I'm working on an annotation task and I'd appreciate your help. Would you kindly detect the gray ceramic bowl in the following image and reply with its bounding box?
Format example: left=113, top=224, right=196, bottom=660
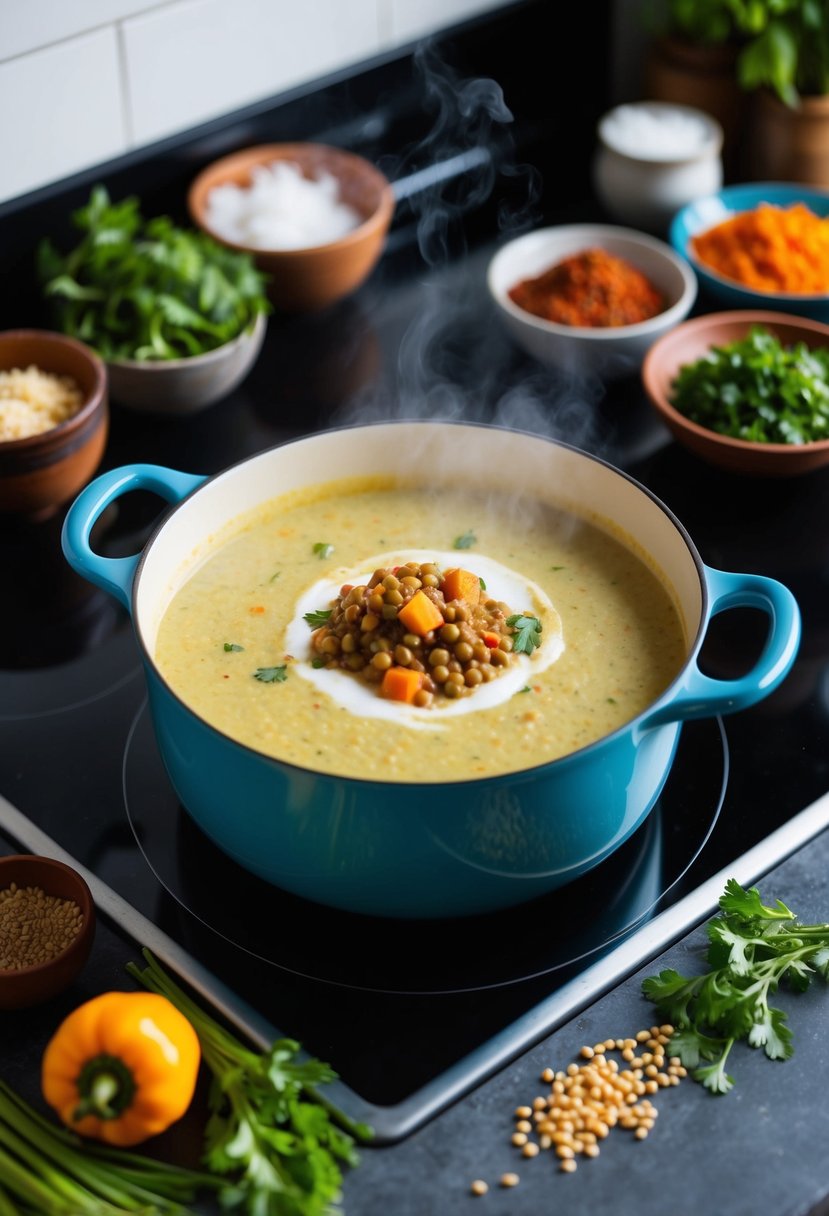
left=487, top=223, right=697, bottom=381
left=107, top=311, right=266, bottom=415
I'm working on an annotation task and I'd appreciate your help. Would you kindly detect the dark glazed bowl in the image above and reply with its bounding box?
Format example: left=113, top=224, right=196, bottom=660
left=0, top=329, right=108, bottom=519
left=642, top=310, right=829, bottom=476
left=0, top=855, right=96, bottom=1010
left=187, top=142, right=395, bottom=312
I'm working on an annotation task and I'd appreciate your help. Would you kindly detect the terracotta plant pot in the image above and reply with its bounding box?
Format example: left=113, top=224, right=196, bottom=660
left=645, top=36, right=747, bottom=178
left=747, top=90, right=829, bottom=187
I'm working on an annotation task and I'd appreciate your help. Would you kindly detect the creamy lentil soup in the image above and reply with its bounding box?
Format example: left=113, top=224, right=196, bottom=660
left=154, top=478, right=687, bottom=781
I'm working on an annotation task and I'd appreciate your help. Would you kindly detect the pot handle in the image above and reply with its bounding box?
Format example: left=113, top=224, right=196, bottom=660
left=640, top=565, right=801, bottom=730
left=62, top=464, right=207, bottom=612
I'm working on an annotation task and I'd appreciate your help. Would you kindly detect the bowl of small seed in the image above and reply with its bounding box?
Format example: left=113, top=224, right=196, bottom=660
left=0, top=855, right=95, bottom=1010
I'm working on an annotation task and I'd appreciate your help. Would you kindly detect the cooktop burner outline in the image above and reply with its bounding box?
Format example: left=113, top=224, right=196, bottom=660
left=122, top=699, right=728, bottom=995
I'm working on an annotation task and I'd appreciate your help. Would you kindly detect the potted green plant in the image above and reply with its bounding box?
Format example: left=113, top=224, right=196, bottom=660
left=734, top=0, right=829, bottom=184
left=643, top=0, right=750, bottom=175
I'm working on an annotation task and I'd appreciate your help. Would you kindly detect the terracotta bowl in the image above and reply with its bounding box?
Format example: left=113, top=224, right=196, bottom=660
left=0, top=330, right=108, bottom=519
left=641, top=310, right=829, bottom=476
left=0, top=855, right=96, bottom=1010
left=187, top=142, right=395, bottom=313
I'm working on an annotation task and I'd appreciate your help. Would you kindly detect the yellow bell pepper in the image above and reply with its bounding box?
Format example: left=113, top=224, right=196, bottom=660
left=41, top=990, right=201, bottom=1146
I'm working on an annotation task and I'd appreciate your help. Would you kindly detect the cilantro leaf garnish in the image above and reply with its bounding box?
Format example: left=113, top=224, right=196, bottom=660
left=303, top=609, right=333, bottom=628
left=643, top=879, right=829, bottom=1094
left=313, top=542, right=334, bottom=559
left=223, top=642, right=244, bottom=652
left=311, top=657, right=328, bottom=669
left=479, top=577, right=487, bottom=591
left=453, top=530, right=476, bottom=550
left=506, top=613, right=543, bottom=654
left=254, top=666, right=288, bottom=683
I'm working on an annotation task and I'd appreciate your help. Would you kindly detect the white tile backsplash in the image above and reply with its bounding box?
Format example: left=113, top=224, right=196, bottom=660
left=0, top=28, right=127, bottom=203
left=0, top=0, right=161, bottom=61
left=0, top=0, right=525, bottom=207
left=122, top=0, right=380, bottom=147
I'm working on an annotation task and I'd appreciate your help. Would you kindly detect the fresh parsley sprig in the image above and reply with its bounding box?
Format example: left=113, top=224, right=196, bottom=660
left=506, top=613, right=543, bottom=655
left=643, top=878, right=829, bottom=1094
left=127, top=951, right=371, bottom=1216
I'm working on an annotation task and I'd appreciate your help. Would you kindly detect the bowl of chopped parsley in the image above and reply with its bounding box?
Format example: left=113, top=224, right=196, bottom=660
left=38, top=186, right=270, bottom=415
left=641, top=310, right=829, bottom=476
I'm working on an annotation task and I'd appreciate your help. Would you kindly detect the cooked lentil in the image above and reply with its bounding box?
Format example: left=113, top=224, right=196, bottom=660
left=0, top=883, right=83, bottom=969
left=310, top=561, right=523, bottom=704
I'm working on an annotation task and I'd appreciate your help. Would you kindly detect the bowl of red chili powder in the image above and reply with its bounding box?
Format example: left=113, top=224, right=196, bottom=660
left=487, top=223, right=697, bottom=380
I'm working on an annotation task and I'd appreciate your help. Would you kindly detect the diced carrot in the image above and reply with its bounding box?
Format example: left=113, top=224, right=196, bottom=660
left=249, top=605, right=266, bottom=615
left=381, top=666, right=424, bottom=703
left=397, top=589, right=444, bottom=637
left=482, top=630, right=501, bottom=649
left=441, top=568, right=481, bottom=605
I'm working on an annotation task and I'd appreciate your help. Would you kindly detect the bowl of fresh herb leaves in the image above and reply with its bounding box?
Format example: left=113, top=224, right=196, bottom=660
left=38, top=186, right=270, bottom=415
left=642, top=310, right=829, bottom=476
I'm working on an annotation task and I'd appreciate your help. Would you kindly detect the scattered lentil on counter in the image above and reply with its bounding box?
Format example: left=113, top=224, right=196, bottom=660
left=470, top=1025, right=684, bottom=1194
left=0, top=883, right=84, bottom=969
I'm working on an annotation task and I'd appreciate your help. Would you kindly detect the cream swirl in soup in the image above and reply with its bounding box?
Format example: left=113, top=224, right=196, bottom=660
left=154, top=479, right=687, bottom=782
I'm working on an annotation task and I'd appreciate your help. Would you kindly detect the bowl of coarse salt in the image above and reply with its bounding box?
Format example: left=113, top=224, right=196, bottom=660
left=0, top=855, right=95, bottom=1010
left=188, top=143, right=395, bottom=312
left=592, top=101, right=724, bottom=236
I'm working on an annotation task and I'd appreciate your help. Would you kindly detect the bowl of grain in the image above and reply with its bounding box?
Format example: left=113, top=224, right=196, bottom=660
left=0, top=329, right=108, bottom=519
left=0, top=854, right=95, bottom=1010
left=187, top=143, right=395, bottom=312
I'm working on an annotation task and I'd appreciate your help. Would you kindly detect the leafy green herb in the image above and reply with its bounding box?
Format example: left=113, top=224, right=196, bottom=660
left=254, top=666, right=288, bottom=683
left=453, top=530, right=476, bottom=550
left=670, top=325, right=829, bottom=445
left=479, top=577, right=487, bottom=591
left=0, top=1077, right=216, bottom=1213
left=312, top=542, right=334, bottom=560
left=311, top=657, right=328, bottom=669
left=506, top=613, right=543, bottom=655
left=38, top=185, right=269, bottom=361
left=516, top=685, right=532, bottom=694
left=224, top=642, right=244, bottom=653
left=643, top=878, right=829, bottom=1094
left=269, top=572, right=281, bottom=583
left=128, top=950, right=371, bottom=1216
left=303, top=609, right=333, bottom=628
left=550, top=565, right=565, bottom=571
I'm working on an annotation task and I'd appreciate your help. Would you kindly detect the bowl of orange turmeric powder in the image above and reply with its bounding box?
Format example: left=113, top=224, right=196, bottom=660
left=670, top=183, right=829, bottom=320
left=487, top=223, right=697, bottom=380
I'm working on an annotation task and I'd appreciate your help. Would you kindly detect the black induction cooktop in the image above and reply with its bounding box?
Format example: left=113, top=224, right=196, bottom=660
left=1, top=0, right=828, bottom=1146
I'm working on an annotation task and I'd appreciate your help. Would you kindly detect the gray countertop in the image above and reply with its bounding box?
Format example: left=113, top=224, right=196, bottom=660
left=342, top=821, right=829, bottom=1216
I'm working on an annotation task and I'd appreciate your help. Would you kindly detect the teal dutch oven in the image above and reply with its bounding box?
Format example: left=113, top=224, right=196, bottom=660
left=61, top=422, right=801, bottom=919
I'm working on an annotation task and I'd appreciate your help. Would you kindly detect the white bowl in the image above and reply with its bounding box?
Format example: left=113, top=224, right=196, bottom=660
left=106, top=311, right=267, bottom=415
left=487, top=224, right=698, bottom=380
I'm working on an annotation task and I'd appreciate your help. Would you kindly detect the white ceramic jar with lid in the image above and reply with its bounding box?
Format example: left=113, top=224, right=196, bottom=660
left=592, top=101, right=723, bottom=235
